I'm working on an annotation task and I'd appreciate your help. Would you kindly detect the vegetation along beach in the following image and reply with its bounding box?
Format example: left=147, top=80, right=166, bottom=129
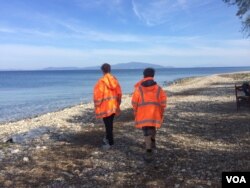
left=0, top=72, right=249, bottom=187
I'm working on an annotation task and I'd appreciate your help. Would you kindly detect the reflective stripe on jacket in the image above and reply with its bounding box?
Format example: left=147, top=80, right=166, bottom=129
left=132, top=78, right=167, bottom=128
left=93, top=73, right=122, bottom=119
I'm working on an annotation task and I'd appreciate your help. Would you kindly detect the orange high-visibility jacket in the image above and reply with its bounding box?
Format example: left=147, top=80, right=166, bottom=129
left=93, top=73, right=122, bottom=119
left=132, top=77, right=167, bottom=128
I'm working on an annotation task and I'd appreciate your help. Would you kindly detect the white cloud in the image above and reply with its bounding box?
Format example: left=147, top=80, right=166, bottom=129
left=131, top=0, right=214, bottom=26
left=0, top=24, right=142, bottom=42
left=0, top=26, right=58, bottom=37
left=132, top=0, right=189, bottom=26
left=132, top=0, right=173, bottom=26
left=0, top=27, right=16, bottom=33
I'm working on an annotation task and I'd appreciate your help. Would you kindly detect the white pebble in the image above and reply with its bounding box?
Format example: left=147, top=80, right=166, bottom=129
left=11, top=149, right=20, bottom=154
left=42, top=146, right=47, bottom=150
left=23, top=157, right=29, bottom=162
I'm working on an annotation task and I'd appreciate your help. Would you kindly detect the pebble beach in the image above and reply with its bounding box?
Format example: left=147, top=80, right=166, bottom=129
left=0, top=72, right=250, bottom=187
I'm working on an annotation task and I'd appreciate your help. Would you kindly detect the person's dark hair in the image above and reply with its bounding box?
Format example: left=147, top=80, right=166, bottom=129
left=143, top=67, right=155, bottom=78
left=101, top=63, right=111, bottom=73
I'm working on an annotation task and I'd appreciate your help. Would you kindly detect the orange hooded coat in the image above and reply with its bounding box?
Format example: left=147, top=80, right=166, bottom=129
left=93, top=73, right=122, bottom=119
left=132, top=77, right=167, bottom=128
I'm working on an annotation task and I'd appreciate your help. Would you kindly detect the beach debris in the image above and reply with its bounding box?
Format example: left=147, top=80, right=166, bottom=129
left=0, top=137, right=14, bottom=143
left=8, top=127, right=52, bottom=144
left=6, top=138, right=14, bottom=143
left=61, top=172, right=74, bottom=178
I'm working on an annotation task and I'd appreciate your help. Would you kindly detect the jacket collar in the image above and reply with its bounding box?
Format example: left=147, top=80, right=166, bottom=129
left=134, top=77, right=154, bottom=88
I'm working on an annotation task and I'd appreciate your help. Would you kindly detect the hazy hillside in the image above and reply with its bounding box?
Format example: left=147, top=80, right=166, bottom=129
left=43, top=67, right=80, bottom=70
left=43, top=62, right=169, bottom=70
left=83, top=62, right=166, bottom=70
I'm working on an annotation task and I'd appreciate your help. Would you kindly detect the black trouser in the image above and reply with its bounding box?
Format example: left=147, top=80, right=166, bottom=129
left=103, top=114, right=115, bottom=145
left=142, top=126, right=156, bottom=136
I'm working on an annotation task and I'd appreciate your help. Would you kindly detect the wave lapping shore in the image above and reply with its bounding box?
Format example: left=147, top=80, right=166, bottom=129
left=0, top=72, right=250, bottom=187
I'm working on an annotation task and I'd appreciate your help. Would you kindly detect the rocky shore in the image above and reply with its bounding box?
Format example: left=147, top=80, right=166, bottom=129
left=0, top=72, right=250, bottom=188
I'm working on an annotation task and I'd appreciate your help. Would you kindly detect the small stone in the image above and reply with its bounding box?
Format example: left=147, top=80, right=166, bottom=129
left=55, top=177, right=65, bottom=181
left=92, top=151, right=99, bottom=156
left=175, top=184, right=180, bottom=188
left=74, top=170, right=80, bottom=175
left=42, top=146, right=47, bottom=150
left=207, top=181, right=212, bottom=186
left=4, top=180, right=13, bottom=187
left=11, top=149, right=20, bottom=154
left=83, top=159, right=93, bottom=168
left=36, top=146, right=41, bottom=150
left=61, top=172, right=74, bottom=178
left=23, top=157, right=29, bottom=162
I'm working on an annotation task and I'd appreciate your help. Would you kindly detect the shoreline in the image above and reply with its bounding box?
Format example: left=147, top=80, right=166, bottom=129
left=0, top=92, right=132, bottom=125
left=0, top=78, right=186, bottom=124
left=0, top=71, right=250, bottom=127
left=2, top=70, right=249, bottom=125
left=1, top=70, right=250, bottom=125
left=0, top=92, right=130, bottom=125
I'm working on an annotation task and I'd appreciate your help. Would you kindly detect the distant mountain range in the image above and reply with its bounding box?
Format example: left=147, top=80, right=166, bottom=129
left=43, top=62, right=171, bottom=70
left=43, top=67, right=81, bottom=70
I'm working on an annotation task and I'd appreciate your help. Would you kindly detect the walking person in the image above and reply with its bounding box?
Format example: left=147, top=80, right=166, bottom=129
left=93, top=63, right=122, bottom=149
left=132, top=68, right=167, bottom=162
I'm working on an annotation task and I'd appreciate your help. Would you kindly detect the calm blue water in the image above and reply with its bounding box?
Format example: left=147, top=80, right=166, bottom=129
left=1, top=67, right=250, bottom=123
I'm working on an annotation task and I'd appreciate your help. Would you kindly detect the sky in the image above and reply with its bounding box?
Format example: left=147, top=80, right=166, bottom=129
left=0, top=0, right=249, bottom=69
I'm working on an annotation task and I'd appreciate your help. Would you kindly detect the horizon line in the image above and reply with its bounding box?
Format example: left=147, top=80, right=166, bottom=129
left=1, top=65, right=250, bottom=71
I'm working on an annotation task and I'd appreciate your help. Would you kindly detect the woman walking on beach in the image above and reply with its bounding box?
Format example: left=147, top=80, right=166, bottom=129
left=93, top=63, right=122, bottom=149
left=132, top=68, right=167, bottom=162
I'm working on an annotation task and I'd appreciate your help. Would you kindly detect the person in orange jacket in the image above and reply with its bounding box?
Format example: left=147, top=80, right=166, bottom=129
left=93, top=63, right=122, bottom=149
left=132, top=68, right=167, bottom=162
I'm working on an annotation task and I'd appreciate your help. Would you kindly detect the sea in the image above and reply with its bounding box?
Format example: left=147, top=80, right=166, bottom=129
left=0, top=67, right=250, bottom=123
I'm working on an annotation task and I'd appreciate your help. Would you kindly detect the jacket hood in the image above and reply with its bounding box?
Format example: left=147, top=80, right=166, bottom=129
left=134, top=77, right=157, bottom=91
left=134, top=77, right=156, bottom=87
left=101, top=73, right=119, bottom=90
left=141, top=78, right=157, bottom=91
left=141, top=79, right=157, bottom=87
